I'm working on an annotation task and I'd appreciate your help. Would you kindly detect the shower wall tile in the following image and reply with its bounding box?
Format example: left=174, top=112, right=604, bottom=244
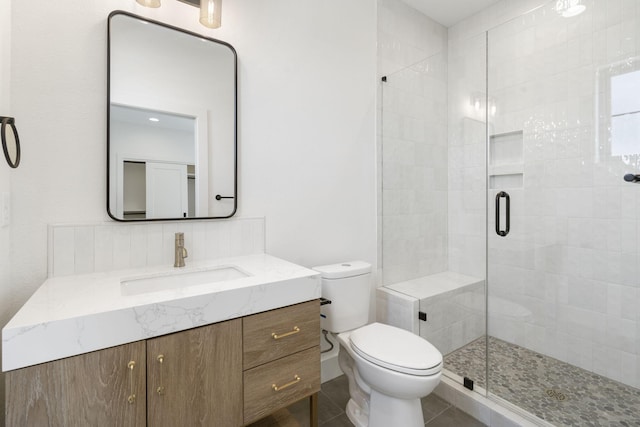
left=377, top=0, right=447, bottom=78
left=375, top=286, right=419, bottom=334
left=448, top=0, right=640, bottom=390
left=418, top=281, right=485, bottom=356
left=621, top=350, right=638, bottom=387
left=378, top=0, right=449, bottom=285
left=447, top=30, right=488, bottom=280
left=48, top=218, right=266, bottom=278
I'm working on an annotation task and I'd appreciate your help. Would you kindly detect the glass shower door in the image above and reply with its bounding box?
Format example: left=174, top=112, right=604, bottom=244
left=486, top=0, right=640, bottom=424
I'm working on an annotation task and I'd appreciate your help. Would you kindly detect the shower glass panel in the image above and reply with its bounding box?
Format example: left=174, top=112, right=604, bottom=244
left=380, top=53, right=449, bottom=287
left=484, top=0, right=640, bottom=423
left=380, top=47, right=488, bottom=396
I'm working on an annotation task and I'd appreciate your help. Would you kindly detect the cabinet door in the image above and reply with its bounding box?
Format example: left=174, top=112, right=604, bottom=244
left=147, top=318, right=243, bottom=427
left=5, top=341, right=146, bottom=427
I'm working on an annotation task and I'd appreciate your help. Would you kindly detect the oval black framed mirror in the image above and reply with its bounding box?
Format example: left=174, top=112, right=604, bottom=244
left=1, top=116, right=21, bottom=169
left=107, top=11, right=237, bottom=221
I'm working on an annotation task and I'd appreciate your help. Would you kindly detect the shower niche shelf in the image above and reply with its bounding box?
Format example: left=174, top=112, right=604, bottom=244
left=489, top=130, right=523, bottom=189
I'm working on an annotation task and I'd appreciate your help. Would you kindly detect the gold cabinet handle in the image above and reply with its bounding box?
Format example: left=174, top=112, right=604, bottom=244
left=156, top=354, right=165, bottom=395
left=272, top=375, right=301, bottom=392
left=127, top=360, right=136, bottom=404
left=272, top=326, right=300, bottom=340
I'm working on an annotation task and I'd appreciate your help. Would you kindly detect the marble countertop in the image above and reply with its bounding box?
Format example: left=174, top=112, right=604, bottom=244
left=2, top=254, right=321, bottom=372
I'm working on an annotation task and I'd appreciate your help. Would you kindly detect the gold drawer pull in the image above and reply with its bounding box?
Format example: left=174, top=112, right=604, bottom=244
left=156, top=354, right=165, bottom=395
left=127, top=360, right=136, bottom=404
left=272, top=326, right=300, bottom=340
left=272, top=375, right=301, bottom=392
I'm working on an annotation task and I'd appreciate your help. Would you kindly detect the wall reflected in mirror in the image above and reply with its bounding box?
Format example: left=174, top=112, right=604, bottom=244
left=108, top=11, right=237, bottom=221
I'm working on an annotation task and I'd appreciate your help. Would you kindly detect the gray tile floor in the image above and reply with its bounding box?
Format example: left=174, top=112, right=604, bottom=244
left=250, top=374, right=485, bottom=427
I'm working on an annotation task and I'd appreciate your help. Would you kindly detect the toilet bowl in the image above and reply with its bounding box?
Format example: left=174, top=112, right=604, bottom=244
left=314, top=261, right=443, bottom=427
left=337, top=323, right=442, bottom=427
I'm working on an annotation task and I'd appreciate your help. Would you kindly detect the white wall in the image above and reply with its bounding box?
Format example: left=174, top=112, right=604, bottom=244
left=0, top=0, right=11, bottom=420
left=111, top=121, right=195, bottom=165
left=235, top=1, right=377, bottom=267
left=0, top=0, right=377, bottom=416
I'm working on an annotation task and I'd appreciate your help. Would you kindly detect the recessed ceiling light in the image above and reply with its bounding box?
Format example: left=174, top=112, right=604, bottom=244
left=149, top=117, right=160, bottom=122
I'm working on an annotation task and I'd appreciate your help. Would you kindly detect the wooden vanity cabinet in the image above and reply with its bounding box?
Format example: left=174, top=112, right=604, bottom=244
left=5, top=300, right=320, bottom=427
left=5, top=341, right=147, bottom=426
left=147, top=318, right=243, bottom=427
left=5, top=321, right=242, bottom=427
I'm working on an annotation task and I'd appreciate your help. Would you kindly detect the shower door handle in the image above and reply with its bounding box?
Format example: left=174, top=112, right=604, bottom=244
left=495, top=191, right=510, bottom=237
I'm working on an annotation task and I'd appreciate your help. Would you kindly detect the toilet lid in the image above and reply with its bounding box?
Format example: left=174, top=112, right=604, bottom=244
left=349, top=323, right=442, bottom=376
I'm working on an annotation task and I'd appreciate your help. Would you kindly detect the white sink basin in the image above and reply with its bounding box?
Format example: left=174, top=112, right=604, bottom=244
left=121, top=266, right=249, bottom=296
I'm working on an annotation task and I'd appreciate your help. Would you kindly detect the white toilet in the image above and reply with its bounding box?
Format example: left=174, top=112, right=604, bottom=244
left=313, top=261, right=442, bottom=427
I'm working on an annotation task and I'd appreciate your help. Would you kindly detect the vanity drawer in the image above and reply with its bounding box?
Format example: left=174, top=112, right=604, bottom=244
left=243, top=299, right=320, bottom=369
left=243, top=346, right=320, bottom=424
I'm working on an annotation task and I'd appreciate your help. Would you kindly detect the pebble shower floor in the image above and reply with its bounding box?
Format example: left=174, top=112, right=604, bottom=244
left=444, top=337, right=640, bottom=426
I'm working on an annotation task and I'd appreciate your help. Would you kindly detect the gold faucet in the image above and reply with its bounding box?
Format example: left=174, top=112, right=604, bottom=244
left=174, top=232, right=188, bottom=268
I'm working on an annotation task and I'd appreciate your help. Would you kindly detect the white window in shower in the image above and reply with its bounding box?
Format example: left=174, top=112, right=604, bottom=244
left=610, top=69, right=640, bottom=156
left=596, top=57, right=640, bottom=161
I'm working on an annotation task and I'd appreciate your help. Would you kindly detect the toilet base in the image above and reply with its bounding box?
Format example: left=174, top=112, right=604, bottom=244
left=368, top=389, right=424, bottom=427
left=345, top=398, right=369, bottom=427
left=346, top=389, right=425, bottom=427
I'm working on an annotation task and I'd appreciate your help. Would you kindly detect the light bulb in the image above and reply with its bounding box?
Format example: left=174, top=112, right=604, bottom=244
left=136, top=0, right=161, bottom=8
left=200, top=0, right=222, bottom=29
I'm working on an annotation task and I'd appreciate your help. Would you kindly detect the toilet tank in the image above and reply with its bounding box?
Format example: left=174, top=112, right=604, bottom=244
left=313, top=261, right=372, bottom=333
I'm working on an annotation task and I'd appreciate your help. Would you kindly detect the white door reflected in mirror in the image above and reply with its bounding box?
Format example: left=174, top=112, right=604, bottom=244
left=146, top=162, right=189, bottom=219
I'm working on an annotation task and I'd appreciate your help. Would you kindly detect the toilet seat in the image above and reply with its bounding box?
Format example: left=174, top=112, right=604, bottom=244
left=349, top=323, right=442, bottom=376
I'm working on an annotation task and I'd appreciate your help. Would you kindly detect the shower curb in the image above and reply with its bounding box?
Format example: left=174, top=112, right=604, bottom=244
left=435, top=374, right=554, bottom=427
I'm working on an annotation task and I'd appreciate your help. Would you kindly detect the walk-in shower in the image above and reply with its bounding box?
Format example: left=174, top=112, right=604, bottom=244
left=380, top=0, right=640, bottom=425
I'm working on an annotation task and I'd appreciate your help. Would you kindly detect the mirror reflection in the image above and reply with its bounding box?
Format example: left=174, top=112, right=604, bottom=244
left=108, top=11, right=237, bottom=221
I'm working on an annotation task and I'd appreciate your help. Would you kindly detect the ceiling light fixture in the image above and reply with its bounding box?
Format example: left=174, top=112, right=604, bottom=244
left=555, top=0, right=586, bottom=18
left=136, top=0, right=161, bottom=7
left=136, top=0, right=222, bottom=29
left=200, top=0, right=222, bottom=29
